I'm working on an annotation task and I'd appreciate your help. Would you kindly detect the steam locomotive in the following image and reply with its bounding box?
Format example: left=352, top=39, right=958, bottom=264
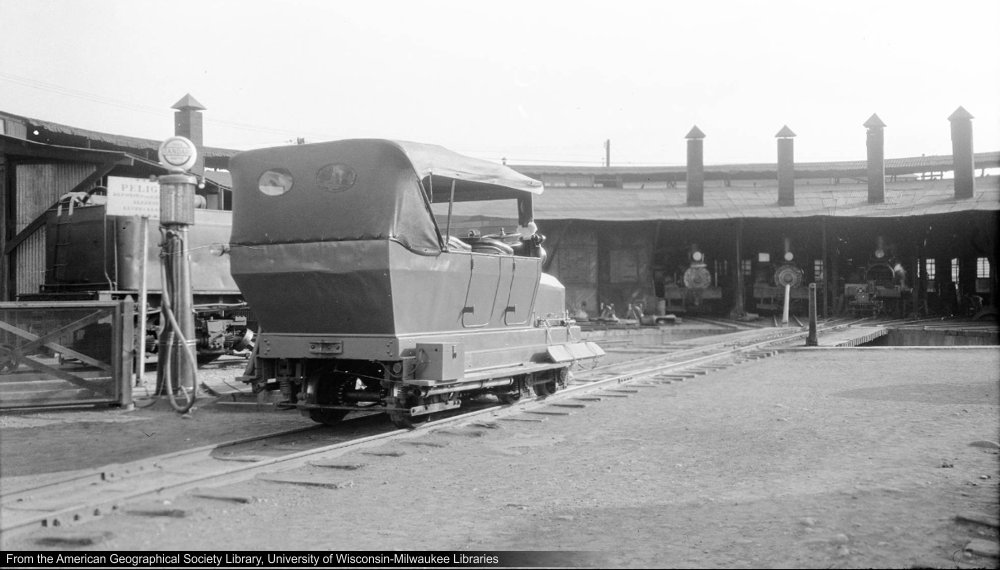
left=752, top=238, right=809, bottom=314
left=659, top=244, right=723, bottom=313
left=845, top=237, right=910, bottom=317
left=20, top=196, right=253, bottom=364
left=229, top=139, right=603, bottom=428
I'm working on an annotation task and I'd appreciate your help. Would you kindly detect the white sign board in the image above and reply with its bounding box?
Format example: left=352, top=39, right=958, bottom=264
left=106, top=176, right=160, bottom=218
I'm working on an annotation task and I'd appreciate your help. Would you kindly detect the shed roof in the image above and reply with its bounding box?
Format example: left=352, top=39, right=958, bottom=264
left=1, top=110, right=238, bottom=169
left=513, top=152, right=1000, bottom=181
left=182, top=156, right=1000, bottom=222
left=524, top=176, right=1000, bottom=221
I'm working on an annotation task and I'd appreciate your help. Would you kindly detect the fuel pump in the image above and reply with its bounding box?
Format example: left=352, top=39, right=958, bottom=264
left=154, top=136, right=199, bottom=412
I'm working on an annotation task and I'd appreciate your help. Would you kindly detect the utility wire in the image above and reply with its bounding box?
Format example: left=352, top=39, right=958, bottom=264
left=0, top=71, right=334, bottom=140
left=1, top=71, right=671, bottom=166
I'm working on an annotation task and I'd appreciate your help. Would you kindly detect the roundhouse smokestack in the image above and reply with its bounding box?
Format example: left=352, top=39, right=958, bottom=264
left=865, top=113, right=886, bottom=204
left=172, top=93, right=206, bottom=176
left=776, top=125, right=796, bottom=206
left=949, top=106, right=975, bottom=200
left=686, top=126, right=705, bottom=206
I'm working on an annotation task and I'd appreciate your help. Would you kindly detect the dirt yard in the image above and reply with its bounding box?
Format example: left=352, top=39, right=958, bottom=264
left=2, top=347, right=998, bottom=568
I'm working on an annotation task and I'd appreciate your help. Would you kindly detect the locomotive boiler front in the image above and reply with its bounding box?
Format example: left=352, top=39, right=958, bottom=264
left=752, top=240, right=809, bottom=314
left=661, top=245, right=722, bottom=313
left=773, top=253, right=804, bottom=289
left=683, top=249, right=712, bottom=289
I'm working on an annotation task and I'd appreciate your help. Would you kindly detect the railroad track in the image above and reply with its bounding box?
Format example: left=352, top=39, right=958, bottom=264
left=0, top=318, right=865, bottom=539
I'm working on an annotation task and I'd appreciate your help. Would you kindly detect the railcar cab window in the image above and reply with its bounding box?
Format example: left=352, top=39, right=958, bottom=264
left=257, top=168, right=293, bottom=196
left=429, top=199, right=540, bottom=257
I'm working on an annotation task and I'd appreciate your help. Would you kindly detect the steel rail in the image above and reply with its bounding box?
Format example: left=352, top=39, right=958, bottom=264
left=0, top=320, right=860, bottom=539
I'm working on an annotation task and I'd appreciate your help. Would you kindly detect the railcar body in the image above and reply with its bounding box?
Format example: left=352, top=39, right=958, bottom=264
left=229, top=139, right=602, bottom=428
left=22, top=204, right=252, bottom=363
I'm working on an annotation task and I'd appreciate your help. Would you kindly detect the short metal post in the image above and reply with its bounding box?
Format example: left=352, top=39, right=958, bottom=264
left=806, top=283, right=818, bottom=346
left=782, top=283, right=791, bottom=326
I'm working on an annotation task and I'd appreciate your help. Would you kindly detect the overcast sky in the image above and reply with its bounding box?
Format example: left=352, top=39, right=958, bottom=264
left=2, top=0, right=998, bottom=166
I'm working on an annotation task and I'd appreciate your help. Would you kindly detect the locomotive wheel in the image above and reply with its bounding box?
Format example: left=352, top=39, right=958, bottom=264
left=309, top=408, right=349, bottom=426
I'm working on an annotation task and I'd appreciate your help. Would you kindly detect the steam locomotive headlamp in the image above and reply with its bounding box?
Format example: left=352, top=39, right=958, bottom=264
left=691, top=251, right=704, bottom=262
left=875, top=249, right=886, bottom=259
left=784, top=251, right=794, bottom=262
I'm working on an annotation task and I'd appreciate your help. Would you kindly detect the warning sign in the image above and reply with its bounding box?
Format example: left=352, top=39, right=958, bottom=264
left=106, top=176, right=160, bottom=218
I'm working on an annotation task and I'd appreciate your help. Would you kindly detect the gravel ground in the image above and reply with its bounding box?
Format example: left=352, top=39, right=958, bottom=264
left=2, top=347, right=998, bottom=568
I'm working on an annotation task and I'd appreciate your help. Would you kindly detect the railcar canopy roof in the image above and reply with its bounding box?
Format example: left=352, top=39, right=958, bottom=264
left=391, top=140, right=544, bottom=201
left=229, top=139, right=542, bottom=255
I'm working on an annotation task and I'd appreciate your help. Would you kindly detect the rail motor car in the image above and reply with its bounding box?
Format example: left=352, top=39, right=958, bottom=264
left=21, top=199, right=253, bottom=363
left=229, top=139, right=603, bottom=428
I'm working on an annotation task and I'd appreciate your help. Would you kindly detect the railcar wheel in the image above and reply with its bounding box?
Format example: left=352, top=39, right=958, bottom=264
left=532, top=368, right=569, bottom=398
left=532, top=380, right=559, bottom=397
left=309, top=408, right=349, bottom=426
left=388, top=409, right=430, bottom=430
left=196, top=353, right=222, bottom=366
left=497, top=389, right=523, bottom=404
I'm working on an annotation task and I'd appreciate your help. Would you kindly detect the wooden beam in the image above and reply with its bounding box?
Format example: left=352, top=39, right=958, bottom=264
left=0, top=135, right=134, bottom=165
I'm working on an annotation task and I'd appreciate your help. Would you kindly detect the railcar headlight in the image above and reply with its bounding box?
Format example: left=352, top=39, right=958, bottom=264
left=784, top=251, right=794, bottom=262
left=258, top=168, right=293, bottom=196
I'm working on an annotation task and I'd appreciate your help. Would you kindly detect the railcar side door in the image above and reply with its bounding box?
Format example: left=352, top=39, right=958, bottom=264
left=504, top=256, right=540, bottom=325
left=461, top=253, right=502, bottom=327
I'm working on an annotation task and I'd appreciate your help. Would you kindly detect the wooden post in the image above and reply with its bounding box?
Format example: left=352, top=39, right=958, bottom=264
left=821, top=218, right=829, bottom=317
left=730, top=219, right=746, bottom=318
left=806, top=283, right=818, bottom=346
left=136, top=216, right=149, bottom=386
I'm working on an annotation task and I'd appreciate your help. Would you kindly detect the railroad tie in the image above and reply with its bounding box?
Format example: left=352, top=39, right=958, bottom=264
left=499, top=417, right=546, bottom=422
